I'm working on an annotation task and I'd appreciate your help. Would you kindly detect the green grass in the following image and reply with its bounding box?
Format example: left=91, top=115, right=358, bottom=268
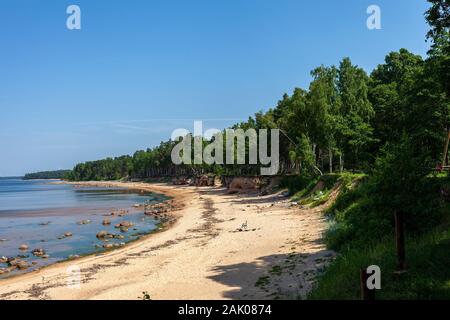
left=309, top=228, right=450, bottom=300
left=255, top=276, right=271, bottom=288
left=269, top=265, right=283, bottom=276
left=286, top=172, right=365, bottom=208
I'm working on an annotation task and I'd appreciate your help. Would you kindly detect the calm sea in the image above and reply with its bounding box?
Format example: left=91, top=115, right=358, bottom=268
left=0, top=178, right=166, bottom=277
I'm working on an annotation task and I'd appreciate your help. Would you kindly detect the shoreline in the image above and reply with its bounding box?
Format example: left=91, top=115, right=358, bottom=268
left=0, top=181, right=183, bottom=281
left=0, top=181, right=335, bottom=300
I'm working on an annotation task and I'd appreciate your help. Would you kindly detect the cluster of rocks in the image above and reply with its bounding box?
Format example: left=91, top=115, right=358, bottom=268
left=191, top=175, right=216, bottom=186
left=95, top=230, right=127, bottom=250
left=222, top=176, right=282, bottom=194
left=0, top=256, right=34, bottom=274
left=105, top=209, right=129, bottom=217
left=144, top=201, right=173, bottom=219
left=98, top=242, right=126, bottom=249
left=114, top=221, right=134, bottom=233
left=172, top=175, right=218, bottom=187
left=32, top=248, right=49, bottom=259
left=0, top=246, right=48, bottom=274
left=172, top=176, right=191, bottom=185
left=96, top=230, right=126, bottom=240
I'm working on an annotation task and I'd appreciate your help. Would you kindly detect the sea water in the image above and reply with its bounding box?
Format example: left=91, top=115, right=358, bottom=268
left=0, top=178, right=167, bottom=277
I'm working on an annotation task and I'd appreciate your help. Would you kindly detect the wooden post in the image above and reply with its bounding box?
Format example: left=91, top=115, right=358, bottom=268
left=442, top=128, right=450, bottom=167
left=360, top=268, right=375, bottom=300
left=395, top=211, right=406, bottom=272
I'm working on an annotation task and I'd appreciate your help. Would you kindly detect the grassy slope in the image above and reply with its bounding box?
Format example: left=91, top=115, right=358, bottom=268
left=309, top=228, right=450, bottom=299
left=283, top=173, right=450, bottom=299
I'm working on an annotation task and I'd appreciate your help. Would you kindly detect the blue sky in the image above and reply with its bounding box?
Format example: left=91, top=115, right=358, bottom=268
left=0, top=0, right=431, bottom=176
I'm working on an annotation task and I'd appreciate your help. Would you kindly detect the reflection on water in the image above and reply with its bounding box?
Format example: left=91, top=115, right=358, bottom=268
left=0, top=178, right=167, bottom=278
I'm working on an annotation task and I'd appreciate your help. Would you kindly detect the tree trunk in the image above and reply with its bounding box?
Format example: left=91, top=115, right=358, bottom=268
left=339, top=153, right=344, bottom=173
left=329, top=147, right=333, bottom=174
left=442, top=128, right=450, bottom=167
left=395, top=211, right=406, bottom=272
left=312, top=143, right=317, bottom=164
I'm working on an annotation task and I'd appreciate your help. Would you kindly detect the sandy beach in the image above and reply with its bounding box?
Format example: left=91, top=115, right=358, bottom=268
left=0, top=182, right=335, bottom=300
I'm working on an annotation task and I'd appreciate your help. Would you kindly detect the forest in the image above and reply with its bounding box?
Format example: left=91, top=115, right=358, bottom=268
left=61, top=0, right=450, bottom=299
left=23, top=170, right=72, bottom=180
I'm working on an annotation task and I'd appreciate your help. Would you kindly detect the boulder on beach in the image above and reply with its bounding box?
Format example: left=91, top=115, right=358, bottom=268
left=19, top=244, right=29, bottom=251
left=103, top=243, right=114, bottom=249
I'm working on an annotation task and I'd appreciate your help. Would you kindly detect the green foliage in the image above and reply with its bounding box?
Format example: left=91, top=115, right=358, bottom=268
left=23, top=170, right=72, bottom=180
left=325, top=173, right=448, bottom=251
left=280, top=174, right=317, bottom=195
left=310, top=227, right=450, bottom=300
left=425, top=0, right=450, bottom=43
left=310, top=3, right=450, bottom=300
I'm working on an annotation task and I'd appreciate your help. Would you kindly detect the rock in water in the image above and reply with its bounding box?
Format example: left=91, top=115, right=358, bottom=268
left=32, top=248, right=46, bottom=257
left=19, top=244, right=29, bottom=251
left=64, top=232, right=73, bottom=237
left=102, top=219, right=111, bottom=226
left=7, top=258, right=20, bottom=267
left=96, top=231, right=108, bottom=239
left=16, top=261, right=30, bottom=270
left=122, top=221, right=132, bottom=227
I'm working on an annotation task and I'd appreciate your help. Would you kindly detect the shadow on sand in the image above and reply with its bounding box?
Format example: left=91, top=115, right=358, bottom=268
left=207, top=250, right=333, bottom=300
